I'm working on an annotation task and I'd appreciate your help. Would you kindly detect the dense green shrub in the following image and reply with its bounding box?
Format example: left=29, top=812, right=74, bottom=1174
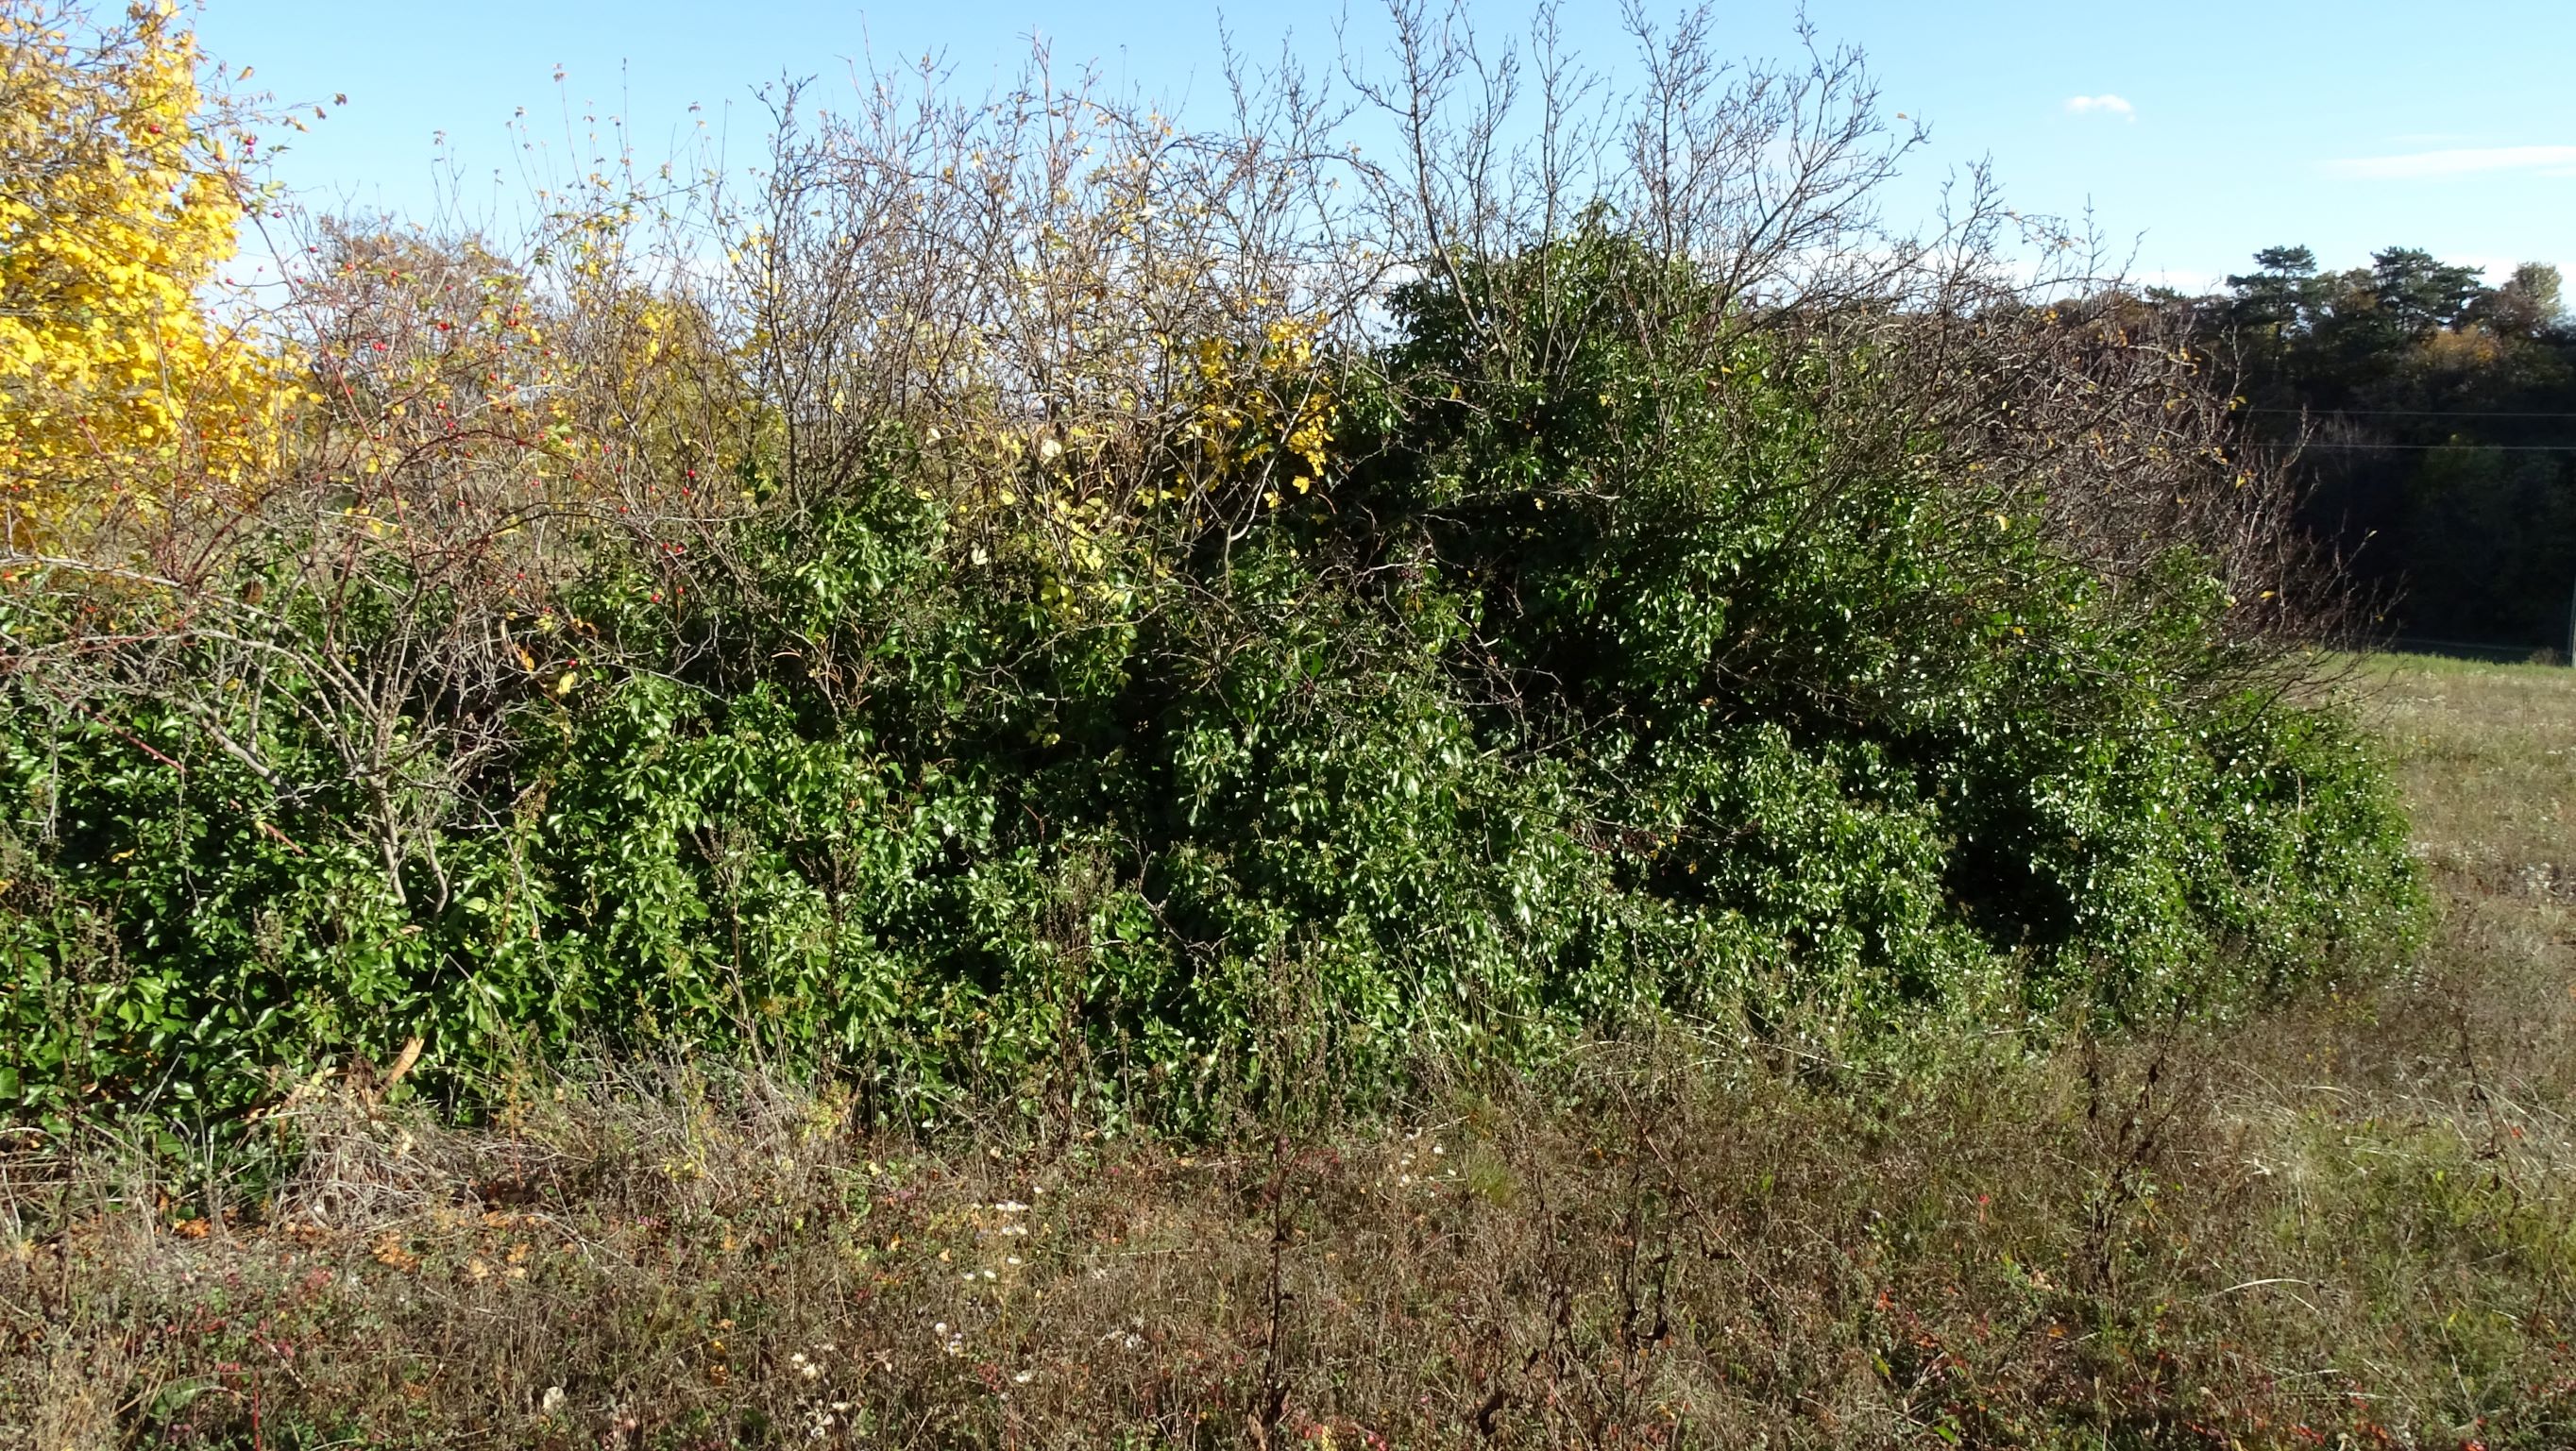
left=0, top=230, right=2425, bottom=1136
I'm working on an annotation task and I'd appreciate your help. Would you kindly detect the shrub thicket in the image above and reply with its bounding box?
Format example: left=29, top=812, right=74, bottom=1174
left=0, top=9, right=2422, bottom=1135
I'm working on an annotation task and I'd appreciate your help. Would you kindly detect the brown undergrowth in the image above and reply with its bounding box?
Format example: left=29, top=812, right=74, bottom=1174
left=4, top=652, right=2572, bottom=1450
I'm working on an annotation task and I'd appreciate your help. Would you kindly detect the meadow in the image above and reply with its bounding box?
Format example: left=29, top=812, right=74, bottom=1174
left=6, top=651, right=2568, bottom=1448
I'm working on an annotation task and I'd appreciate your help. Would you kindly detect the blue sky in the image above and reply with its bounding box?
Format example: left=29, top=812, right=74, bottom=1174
left=199, top=0, right=2574, bottom=294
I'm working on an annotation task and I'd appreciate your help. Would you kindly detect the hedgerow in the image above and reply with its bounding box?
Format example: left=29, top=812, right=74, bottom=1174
left=0, top=15, right=2422, bottom=1137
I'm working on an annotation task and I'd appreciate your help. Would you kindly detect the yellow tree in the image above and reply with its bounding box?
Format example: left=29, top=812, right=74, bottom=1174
left=0, top=0, right=279, bottom=545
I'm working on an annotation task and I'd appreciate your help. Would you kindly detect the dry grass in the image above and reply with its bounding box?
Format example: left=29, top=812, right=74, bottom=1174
left=5, top=654, right=2573, bottom=1450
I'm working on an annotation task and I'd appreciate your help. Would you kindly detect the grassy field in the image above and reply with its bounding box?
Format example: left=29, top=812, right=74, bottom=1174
left=5, top=654, right=2572, bottom=1450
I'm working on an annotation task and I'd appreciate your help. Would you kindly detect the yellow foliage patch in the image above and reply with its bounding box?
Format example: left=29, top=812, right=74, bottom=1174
left=0, top=0, right=283, bottom=544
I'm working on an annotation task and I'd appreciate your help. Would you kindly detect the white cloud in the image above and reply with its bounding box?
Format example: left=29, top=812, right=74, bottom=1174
left=2141, top=267, right=2226, bottom=295
left=2063, top=94, right=2134, bottom=120
left=2325, top=144, right=2576, bottom=180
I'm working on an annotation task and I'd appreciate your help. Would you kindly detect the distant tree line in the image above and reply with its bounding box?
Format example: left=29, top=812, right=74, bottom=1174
left=2166, top=247, right=2575, bottom=654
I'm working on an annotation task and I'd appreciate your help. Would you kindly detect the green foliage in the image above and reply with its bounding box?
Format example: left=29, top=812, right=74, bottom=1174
left=0, top=230, right=2426, bottom=1136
